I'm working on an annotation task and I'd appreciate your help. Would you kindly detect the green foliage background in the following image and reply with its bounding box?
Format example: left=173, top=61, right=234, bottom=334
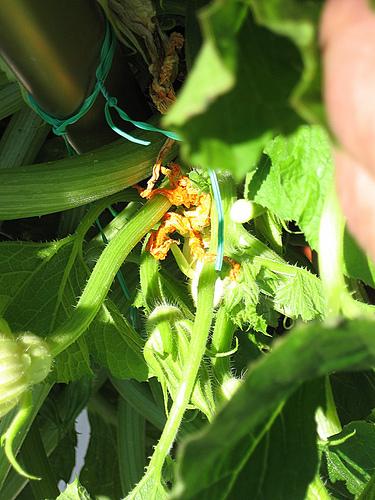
left=1, top=1, right=375, bottom=499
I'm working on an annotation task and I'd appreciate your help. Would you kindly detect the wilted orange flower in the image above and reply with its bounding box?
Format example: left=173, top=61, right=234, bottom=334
left=141, top=164, right=211, bottom=261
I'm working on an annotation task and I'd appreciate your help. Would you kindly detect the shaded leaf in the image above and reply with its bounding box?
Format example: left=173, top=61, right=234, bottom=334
left=230, top=380, right=322, bottom=500
left=248, top=0, right=325, bottom=123
left=0, top=238, right=91, bottom=381
left=0, top=238, right=148, bottom=382
left=165, top=1, right=301, bottom=179
left=80, top=411, right=122, bottom=499
left=172, top=318, right=375, bottom=499
left=331, top=371, right=375, bottom=426
left=324, top=422, right=375, bottom=496
left=248, top=125, right=333, bottom=250
left=87, top=301, right=148, bottom=382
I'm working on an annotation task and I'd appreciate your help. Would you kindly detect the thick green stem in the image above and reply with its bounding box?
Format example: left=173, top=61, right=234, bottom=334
left=0, top=132, right=164, bottom=220
left=210, top=307, right=238, bottom=403
left=211, top=306, right=236, bottom=377
left=48, top=195, right=170, bottom=357
left=88, top=201, right=142, bottom=247
left=318, top=184, right=374, bottom=319
left=148, top=262, right=216, bottom=477
left=318, top=184, right=347, bottom=321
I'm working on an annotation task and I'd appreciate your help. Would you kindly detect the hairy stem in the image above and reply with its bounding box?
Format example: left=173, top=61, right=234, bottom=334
left=48, top=195, right=170, bottom=357
left=211, top=306, right=236, bottom=379
left=148, top=262, right=216, bottom=477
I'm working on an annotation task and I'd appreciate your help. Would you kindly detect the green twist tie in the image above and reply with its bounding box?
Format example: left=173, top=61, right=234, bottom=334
left=27, top=19, right=224, bottom=272
left=27, top=19, right=179, bottom=151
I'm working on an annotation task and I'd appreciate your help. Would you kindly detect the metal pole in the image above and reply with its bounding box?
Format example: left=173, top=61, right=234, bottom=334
left=0, top=0, right=150, bottom=152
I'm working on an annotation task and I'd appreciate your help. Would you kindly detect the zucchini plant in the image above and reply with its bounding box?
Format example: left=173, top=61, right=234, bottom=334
left=0, top=1, right=375, bottom=499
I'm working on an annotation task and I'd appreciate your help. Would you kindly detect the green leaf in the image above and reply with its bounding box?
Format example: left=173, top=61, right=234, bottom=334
left=223, top=261, right=269, bottom=334
left=57, top=478, right=92, bottom=500
left=47, top=428, right=77, bottom=485
left=165, top=1, right=301, bottom=179
left=125, top=467, right=168, bottom=500
left=248, top=125, right=334, bottom=250
left=330, top=371, right=375, bottom=425
left=225, top=255, right=323, bottom=332
left=80, top=411, right=122, bottom=500
left=272, top=266, right=324, bottom=321
left=343, top=230, right=375, bottom=289
left=248, top=0, right=324, bottom=123
left=229, top=380, right=323, bottom=500
left=0, top=235, right=148, bottom=382
left=172, top=318, right=375, bottom=499
left=360, top=470, right=375, bottom=500
left=324, top=421, right=375, bottom=496
left=118, top=397, right=146, bottom=496
left=87, top=301, right=148, bottom=382
left=185, top=0, right=210, bottom=71
left=0, top=238, right=92, bottom=382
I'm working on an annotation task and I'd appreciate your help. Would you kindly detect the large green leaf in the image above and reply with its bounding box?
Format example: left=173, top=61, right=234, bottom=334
left=331, top=371, right=375, bottom=425
left=165, top=0, right=301, bottom=179
left=87, top=301, right=148, bottom=382
left=80, top=411, right=122, bottom=500
left=324, top=422, right=375, bottom=497
left=0, top=236, right=148, bottom=382
left=248, top=0, right=324, bottom=123
left=172, top=318, right=375, bottom=499
left=248, top=125, right=333, bottom=250
left=0, top=380, right=91, bottom=499
left=230, top=381, right=323, bottom=500
left=247, top=124, right=375, bottom=286
left=0, top=238, right=91, bottom=381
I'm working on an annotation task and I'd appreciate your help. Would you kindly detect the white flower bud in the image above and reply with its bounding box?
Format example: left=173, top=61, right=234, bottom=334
left=0, top=332, right=52, bottom=418
left=230, top=199, right=255, bottom=223
left=19, top=333, right=52, bottom=385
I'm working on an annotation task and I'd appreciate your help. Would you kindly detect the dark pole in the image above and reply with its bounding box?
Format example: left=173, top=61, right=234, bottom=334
left=0, top=0, right=150, bottom=152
